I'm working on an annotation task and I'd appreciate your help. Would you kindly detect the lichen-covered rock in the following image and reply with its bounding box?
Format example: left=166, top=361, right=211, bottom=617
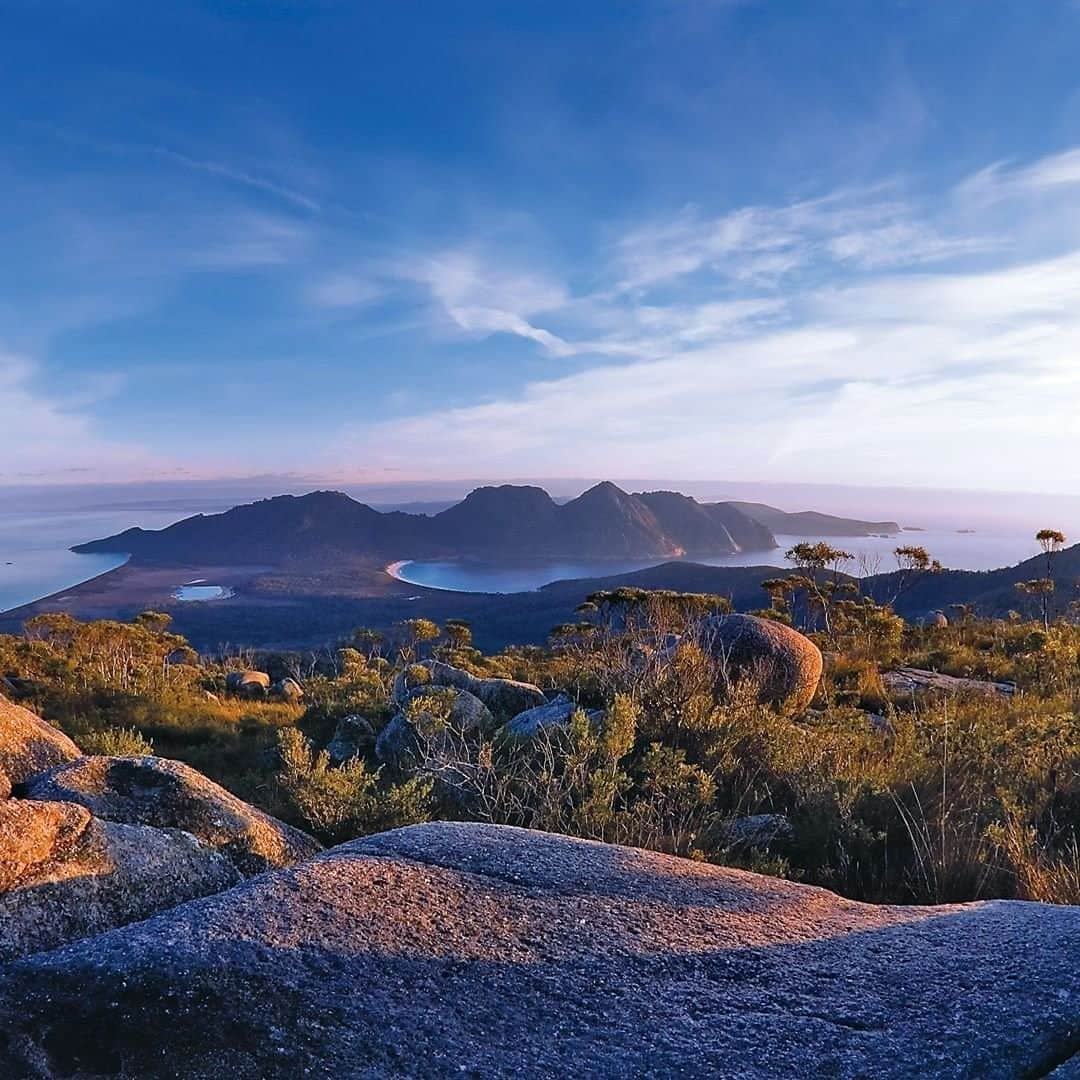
left=504, top=694, right=603, bottom=738
left=477, top=676, right=547, bottom=719
left=225, top=670, right=271, bottom=696
left=882, top=667, right=1015, bottom=699
left=394, top=660, right=546, bottom=720
left=326, top=714, right=377, bottom=765
left=0, top=799, right=92, bottom=892
left=701, top=614, right=823, bottom=712
left=24, top=755, right=320, bottom=876
left=376, top=686, right=493, bottom=770
left=0, top=693, right=81, bottom=788
left=0, top=822, right=1075, bottom=1078
left=0, top=803, right=240, bottom=962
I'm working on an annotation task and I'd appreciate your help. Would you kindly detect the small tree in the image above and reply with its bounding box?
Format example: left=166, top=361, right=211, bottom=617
left=394, top=618, right=440, bottom=664
left=352, top=627, right=385, bottom=661
left=1033, top=529, right=1066, bottom=629
left=1016, top=578, right=1056, bottom=631
left=784, top=542, right=854, bottom=635
left=888, top=545, right=943, bottom=606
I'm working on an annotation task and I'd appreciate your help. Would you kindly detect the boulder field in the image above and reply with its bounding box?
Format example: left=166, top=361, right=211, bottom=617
left=0, top=692, right=318, bottom=961
left=0, top=822, right=1077, bottom=1078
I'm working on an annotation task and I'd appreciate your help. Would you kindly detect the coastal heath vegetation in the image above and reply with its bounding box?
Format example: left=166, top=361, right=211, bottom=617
left=1, top=535, right=1078, bottom=906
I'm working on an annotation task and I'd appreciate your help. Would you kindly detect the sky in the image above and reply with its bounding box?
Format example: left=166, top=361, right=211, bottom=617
left=4, top=0, right=1080, bottom=494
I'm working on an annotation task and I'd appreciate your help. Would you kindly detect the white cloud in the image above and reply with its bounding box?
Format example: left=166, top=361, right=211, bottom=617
left=0, top=354, right=157, bottom=483
left=392, top=250, right=578, bottom=356
left=330, top=150, right=1080, bottom=494
left=957, top=147, right=1080, bottom=206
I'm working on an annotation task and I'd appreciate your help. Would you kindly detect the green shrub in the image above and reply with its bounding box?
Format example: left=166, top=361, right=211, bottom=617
left=276, top=727, right=432, bottom=844
left=77, top=726, right=155, bottom=757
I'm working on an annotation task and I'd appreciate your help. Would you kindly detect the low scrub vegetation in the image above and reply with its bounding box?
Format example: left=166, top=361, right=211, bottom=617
left=2, top=583, right=1078, bottom=906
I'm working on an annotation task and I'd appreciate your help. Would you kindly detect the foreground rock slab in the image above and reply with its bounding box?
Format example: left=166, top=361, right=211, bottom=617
left=23, top=755, right=320, bottom=876
left=0, top=799, right=239, bottom=961
left=1, top=822, right=1076, bottom=1079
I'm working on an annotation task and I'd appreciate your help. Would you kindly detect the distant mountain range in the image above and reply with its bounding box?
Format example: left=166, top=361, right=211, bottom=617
left=726, top=502, right=901, bottom=538
left=73, top=482, right=901, bottom=566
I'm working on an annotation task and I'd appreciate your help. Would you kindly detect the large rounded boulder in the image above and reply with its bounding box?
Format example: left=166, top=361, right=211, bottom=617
left=0, top=798, right=239, bottom=961
left=24, top=755, right=320, bottom=876
left=0, top=693, right=80, bottom=788
left=701, top=614, right=823, bottom=712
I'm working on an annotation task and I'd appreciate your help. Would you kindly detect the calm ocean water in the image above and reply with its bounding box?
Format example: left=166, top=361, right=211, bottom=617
left=393, top=528, right=1050, bottom=595
left=0, top=506, right=196, bottom=613
left=0, top=496, right=1060, bottom=612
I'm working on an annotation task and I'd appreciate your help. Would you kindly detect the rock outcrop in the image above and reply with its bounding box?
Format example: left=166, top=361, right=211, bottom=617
left=882, top=667, right=1015, bottom=699
left=225, top=670, right=271, bottom=696
left=394, top=660, right=546, bottom=720
left=273, top=677, right=304, bottom=702
left=23, top=755, right=320, bottom=876
left=701, top=614, right=823, bottom=712
left=0, top=798, right=239, bottom=961
left=0, top=693, right=80, bottom=788
left=504, top=693, right=602, bottom=738
left=326, top=714, right=377, bottom=765
left=376, top=685, right=493, bottom=770
left=0, top=822, right=1075, bottom=1078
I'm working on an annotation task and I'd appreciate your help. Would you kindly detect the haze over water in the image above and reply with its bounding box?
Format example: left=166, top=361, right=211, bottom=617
left=393, top=528, right=1051, bottom=595
left=1, top=481, right=1076, bottom=611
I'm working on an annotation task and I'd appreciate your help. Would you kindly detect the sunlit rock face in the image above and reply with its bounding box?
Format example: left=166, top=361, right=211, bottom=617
left=0, top=822, right=1076, bottom=1078
left=24, top=755, right=321, bottom=876
left=0, top=798, right=240, bottom=961
left=0, top=693, right=80, bottom=789
left=0, top=701, right=321, bottom=962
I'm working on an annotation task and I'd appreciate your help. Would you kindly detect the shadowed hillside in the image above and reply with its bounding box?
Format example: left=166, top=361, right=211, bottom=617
left=73, top=483, right=905, bottom=568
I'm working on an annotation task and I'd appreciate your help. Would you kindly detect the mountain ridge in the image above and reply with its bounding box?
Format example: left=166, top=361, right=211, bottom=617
left=72, top=482, right=902, bottom=567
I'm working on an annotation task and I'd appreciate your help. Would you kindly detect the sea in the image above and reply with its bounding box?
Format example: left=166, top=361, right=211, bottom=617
left=0, top=495, right=233, bottom=613
left=0, top=483, right=1073, bottom=611
left=390, top=528, right=1050, bottom=595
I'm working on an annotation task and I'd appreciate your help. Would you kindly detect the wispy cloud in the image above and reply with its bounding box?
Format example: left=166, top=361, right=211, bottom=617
left=956, top=147, right=1080, bottom=204
left=0, top=353, right=158, bottom=482
left=326, top=146, right=1080, bottom=493
left=152, top=148, right=322, bottom=214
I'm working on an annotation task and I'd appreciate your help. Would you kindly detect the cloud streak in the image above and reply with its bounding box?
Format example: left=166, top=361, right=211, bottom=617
left=328, top=146, right=1080, bottom=493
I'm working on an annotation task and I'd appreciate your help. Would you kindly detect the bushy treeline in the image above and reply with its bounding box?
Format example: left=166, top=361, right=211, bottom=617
left=1, top=582, right=1078, bottom=906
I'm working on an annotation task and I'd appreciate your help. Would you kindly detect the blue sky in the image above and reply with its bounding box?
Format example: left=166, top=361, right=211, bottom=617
left=4, top=0, right=1080, bottom=492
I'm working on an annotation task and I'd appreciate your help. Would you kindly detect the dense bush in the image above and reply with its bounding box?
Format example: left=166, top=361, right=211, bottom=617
left=2, top=597, right=1078, bottom=905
